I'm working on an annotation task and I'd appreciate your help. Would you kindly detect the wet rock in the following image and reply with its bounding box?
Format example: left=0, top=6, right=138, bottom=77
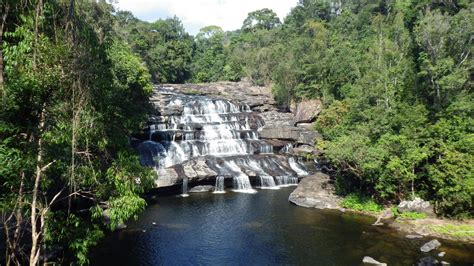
left=289, top=172, right=341, bottom=209
left=189, top=185, right=214, bottom=193
left=293, top=99, right=322, bottom=125
left=362, top=256, right=387, bottom=266
left=438, top=252, right=446, bottom=257
left=418, top=256, right=438, bottom=265
left=265, top=139, right=291, bottom=151
left=420, top=239, right=441, bottom=252
left=398, top=197, right=434, bottom=216
left=373, top=209, right=395, bottom=226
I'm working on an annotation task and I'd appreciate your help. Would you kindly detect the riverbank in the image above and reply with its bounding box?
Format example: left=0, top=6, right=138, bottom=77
left=289, top=173, right=474, bottom=244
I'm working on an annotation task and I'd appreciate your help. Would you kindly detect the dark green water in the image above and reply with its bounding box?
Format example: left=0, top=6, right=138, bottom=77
left=91, top=187, right=474, bottom=265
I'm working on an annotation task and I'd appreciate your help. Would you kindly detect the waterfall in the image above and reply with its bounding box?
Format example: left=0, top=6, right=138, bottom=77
left=140, top=86, right=311, bottom=193
left=225, top=161, right=256, bottom=193
left=275, top=176, right=299, bottom=187
left=259, top=175, right=279, bottom=190
left=181, top=177, right=189, bottom=197
left=289, top=157, right=309, bottom=176
left=280, top=143, right=293, bottom=153
left=213, top=176, right=226, bottom=194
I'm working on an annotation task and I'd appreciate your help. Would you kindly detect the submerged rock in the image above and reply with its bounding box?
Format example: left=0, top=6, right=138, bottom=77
left=289, top=172, right=341, bottom=210
left=420, top=239, right=441, bottom=252
left=189, top=185, right=214, bottom=193
left=362, top=256, right=387, bottom=266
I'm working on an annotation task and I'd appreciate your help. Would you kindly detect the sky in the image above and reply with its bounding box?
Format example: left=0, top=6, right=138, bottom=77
left=115, top=0, right=298, bottom=35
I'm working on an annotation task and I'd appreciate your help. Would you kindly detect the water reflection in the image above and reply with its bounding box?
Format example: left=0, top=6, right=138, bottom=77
left=91, top=188, right=474, bottom=265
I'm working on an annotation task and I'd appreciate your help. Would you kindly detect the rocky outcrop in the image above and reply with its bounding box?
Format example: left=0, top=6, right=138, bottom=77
left=144, top=81, right=321, bottom=188
left=398, top=197, right=434, bottom=217
left=293, top=99, right=322, bottom=125
left=289, top=172, right=341, bottom=209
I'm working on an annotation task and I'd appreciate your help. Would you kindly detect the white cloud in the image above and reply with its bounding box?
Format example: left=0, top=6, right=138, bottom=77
left=115, top=0, right=297, bottom=35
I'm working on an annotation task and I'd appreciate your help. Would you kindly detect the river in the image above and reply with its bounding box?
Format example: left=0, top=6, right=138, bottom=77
left=91, top=187, right=474, bottom=265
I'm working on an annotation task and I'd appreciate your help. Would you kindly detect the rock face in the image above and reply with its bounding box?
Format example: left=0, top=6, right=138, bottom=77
left=289, top=172, right=341, bottom=209
left=420, top=239, right=441, bottom=252
left=398, top=197, right=434, bottom=216
left=293, top=99, right=322, bottom=125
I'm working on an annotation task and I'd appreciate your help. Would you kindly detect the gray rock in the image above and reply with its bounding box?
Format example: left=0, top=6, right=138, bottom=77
left=293, top=145, right=316, bottom=155
left=438, top=252, right=446, bottom=257
left=406, top=234, right=423, bottom=239
left=398, top=197, right=434, bottom=216
left=362, top=256, right=387, bottom=266
left=181, top=159, right=218, bottom=181
left=441, top=261, right=450, bottom=265
left=293, top=99, right=322, bottom=125
left=297, top=130, right=320, bottom=145
left=289, top=172, right=341, bottom=210
left=189, top=185, right=214, bottom=193
left=420, top=239, right=441, bottom=252
left=373, top=209, right=395, bottom=225
left=155, top=167, right=179, bottom=187
left=259, top=127, right=301, bottom=141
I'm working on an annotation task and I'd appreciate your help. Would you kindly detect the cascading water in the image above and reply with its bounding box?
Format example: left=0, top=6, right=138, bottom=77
left=181, top=177, right=189, bottom=197
left=289, top=157, right=309, bottom=177
left=275, top=176, right=299, bottom=187
left=259, top=176, right=279, bottom=190
left=213, top=176, right=225, bottom=194
left=139, top=86, right=311, bottom=193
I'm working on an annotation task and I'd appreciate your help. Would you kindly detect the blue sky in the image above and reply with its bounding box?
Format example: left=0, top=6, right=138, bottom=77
left=115, top=0, right=297, bottom=35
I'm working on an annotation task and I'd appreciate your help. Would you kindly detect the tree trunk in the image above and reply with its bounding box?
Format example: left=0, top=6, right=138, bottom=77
left=0, top=3, right=9, bottom=88
left=30, top=108, right=46, bottom=266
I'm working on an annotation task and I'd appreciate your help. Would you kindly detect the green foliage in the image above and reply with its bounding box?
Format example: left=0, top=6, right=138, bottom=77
left=341, top=193, right=383, bottom=213
left=429, top=224, right=474, bottom=238
left=398, top=212, right=427, bottom=220
left=1, top=0, right=156, bottom=264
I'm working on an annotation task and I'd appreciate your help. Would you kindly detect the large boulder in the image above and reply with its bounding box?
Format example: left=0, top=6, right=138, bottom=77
left=155, top=167, right=179, bottom=187
left=181, top=159, right=218, bottom=181
left=398, top=197, right=435, bottom=216
left=293, top=99, right=322, bottom=125
left=289, top=172, right=341, bottom=210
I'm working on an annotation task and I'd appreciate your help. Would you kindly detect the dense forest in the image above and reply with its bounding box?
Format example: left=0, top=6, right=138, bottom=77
left=0, top=0, right=472, bottom=264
